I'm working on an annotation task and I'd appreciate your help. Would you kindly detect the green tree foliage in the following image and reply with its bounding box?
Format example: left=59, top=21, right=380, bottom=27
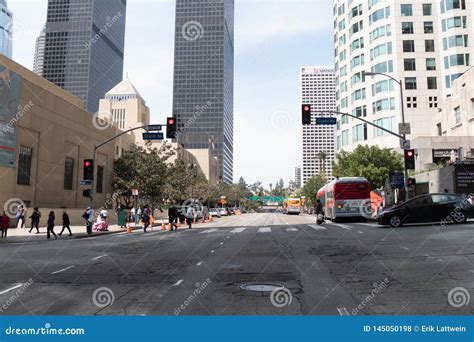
left=332, top=145, right=403, bottom=189
left=301, top=174, right=326, bottom=207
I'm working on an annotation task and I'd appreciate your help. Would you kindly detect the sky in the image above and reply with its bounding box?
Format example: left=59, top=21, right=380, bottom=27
left=8, top=0, right=333, bottom=188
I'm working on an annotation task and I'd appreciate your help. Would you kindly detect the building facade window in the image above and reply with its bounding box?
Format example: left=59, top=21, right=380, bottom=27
left=64, top=158, right=74, bottom=190
left=425, top=39, right=435, bottom=51
left=405, top=77, right=417, bottom=89
left=400, top=4, right=413, bottom=16
left=403, top=40, right=415, bottom=52
left=423, top=3, right=432, bottom=15
left=402, top=22, right=414, bottom=34
left=424, top=21, right=434, bottom=33
left=427, top=76, right=437, bottom=89
left=454, top=106, right=462, bottom=124
left=404, top=58, right=416, bottom=70
left=426, top=58, right=436, bottom=70
left=17, top=146, right=33, bottom=186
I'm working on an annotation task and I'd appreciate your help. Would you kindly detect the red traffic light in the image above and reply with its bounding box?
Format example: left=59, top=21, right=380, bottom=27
left=303, top=105, right=310, bottom=112
left=167, top=118, right=175, bottom=125
left=84, top=161, right=91, bottom=167
left=407, top=151, right=414, bottom=157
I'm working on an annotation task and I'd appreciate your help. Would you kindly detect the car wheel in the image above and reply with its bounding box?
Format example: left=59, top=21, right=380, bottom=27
left=389, top=215, right=403, bottom=228
left=452, top=211, right=467, bottom=224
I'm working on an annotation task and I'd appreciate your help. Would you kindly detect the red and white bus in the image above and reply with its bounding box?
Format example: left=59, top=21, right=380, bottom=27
left=317, top=177, right=371, bottom=221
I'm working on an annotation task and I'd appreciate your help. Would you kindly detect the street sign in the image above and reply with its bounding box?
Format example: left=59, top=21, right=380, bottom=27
left=146, top=125, right=162, bottom=131
left=142, top=132, right=164, bottom=140
left=389, top=171, right=405, bottom=189
left=398, top=123, right=411, bottom=135
left=80, top=179, right=92, bottom=186
left=400, top=139, right=411, bottom=149
left=316, top=117, right=337, bottom=125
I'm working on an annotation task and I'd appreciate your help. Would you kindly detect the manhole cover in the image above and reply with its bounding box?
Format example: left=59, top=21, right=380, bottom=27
left=240, top=283, right=284, bottom=292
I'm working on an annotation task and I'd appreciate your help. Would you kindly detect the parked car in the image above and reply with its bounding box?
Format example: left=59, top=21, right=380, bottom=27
left=209, top=208, right=221, bottom=218
left=377, top=193, right=474, bottom=227
left=219, top=208, right=228, bottom=216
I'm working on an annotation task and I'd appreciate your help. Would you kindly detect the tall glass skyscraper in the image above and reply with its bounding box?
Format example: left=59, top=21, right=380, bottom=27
left=172, top=0, right=234, bottom=184
left=0, top=0, right=13, bottom=59
left=42, top=0, right=127, bottom=113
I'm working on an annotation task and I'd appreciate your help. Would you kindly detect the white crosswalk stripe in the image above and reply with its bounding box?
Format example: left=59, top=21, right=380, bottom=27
left=308, top=224, right=326, bottom=230
left=200, top=228, right=217, bottom=234
left=286, top=227, right=298, bottom=232
left=230, top=228, right=246, bottom=234
left=258, top=227, right=271, bottom=233
left=356, top=222, right=377, bottom=227
left=331, top=224, right=351, bottom=230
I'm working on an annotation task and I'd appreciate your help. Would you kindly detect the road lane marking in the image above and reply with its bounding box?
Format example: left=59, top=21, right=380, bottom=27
left=172, top=279, right=183, bottom=286
left=230, top=228, right=246, bottom=234
left=0, top=284, right=23, bottom=295
left=337, top=307, right=350, bottom=316
left=357, top=223, right=377, bottom=227
left=211, top=250, right=215, bottom=254
left=92, top=255, right=108, bottom=260
left=400, top=246, right=410, bottom=251
left=357, top=231, right=364, bottom=234
left=308, top=224, right=326, bottom=230
left=258, top=227, right=271, bottom=233
left=200, top=229, right=217, bottom=234
left=220, top=242, right=224, bottom=245
left=286, top=227, right=298, bottom=232
left=51, top=266, right=75, bottom=274
left=332, top=224, right=351, bottom=230
left=196, top=261, right=203, bottom=266
left=226, top=236, right=230, bottom=239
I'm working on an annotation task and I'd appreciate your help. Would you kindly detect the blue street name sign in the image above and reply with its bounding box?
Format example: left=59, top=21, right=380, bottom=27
left=316, top=117, right=337, bottom=125
left=142, top=132, right=164, bottom=140
left=146, top=125, right=162, bottom=131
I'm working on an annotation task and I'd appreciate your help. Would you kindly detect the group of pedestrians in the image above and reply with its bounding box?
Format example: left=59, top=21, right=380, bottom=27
left=30, top=209, right=72, bottom=239
left=168, top=204, right=195, bottom=231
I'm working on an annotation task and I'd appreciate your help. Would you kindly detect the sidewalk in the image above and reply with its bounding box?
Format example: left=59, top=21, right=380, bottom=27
left=2, top=217, right=212, bottom=240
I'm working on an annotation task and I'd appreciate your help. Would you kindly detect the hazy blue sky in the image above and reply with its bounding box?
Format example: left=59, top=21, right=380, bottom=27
left=9, top=0, right=333, bottom=188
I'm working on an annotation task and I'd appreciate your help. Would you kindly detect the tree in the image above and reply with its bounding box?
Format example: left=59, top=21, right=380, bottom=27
left=301, top=174, right=326, bottom=207
left=315, top=151, right=328, bottom=177
left=332, top=145, right=403, bottom=189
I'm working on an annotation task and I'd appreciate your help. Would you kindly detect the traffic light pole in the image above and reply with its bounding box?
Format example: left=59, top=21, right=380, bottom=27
left=89, top=124, right=159, bottom=210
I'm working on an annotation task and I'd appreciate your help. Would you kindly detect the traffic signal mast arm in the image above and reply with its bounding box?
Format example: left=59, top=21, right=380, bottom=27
left=312, top=110, right=406, bottom=141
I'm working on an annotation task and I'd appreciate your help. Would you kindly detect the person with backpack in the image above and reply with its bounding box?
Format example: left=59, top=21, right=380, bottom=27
left=29, top=207, right=41, bottom=234
left=315, top=199, right=325, bottom=225
left=185, top=206, right=195, bottom=229
left=59, top=211, right=72, bottom=236
left=47, top=211, right=57, bottom=239
left=168, top=205, right=178, bottom=231
left=82, top=207, right=94, bottom=236
left=142, top=205, right=151, bottom=233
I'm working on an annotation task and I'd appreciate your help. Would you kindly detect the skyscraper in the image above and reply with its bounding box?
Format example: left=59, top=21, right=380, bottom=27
left=301, top=67, right=336, bottom=185
left=33, top=26, right=46, bottom=76
left=172, top=0, right=234, bottom=183
left=42, top=0, right=127, bottom=113
left=294, top=166, right=302, bottom=188
left=333, top=0, right=474, bottom=152
left=0, top=0, right=13, bottom=59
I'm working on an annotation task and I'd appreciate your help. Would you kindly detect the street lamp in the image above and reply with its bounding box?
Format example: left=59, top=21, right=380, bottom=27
left=364, top=71, right=409, bottom=201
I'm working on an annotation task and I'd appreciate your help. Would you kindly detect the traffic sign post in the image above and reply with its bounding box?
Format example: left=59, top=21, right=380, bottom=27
left=80, top=179, right=92, bottom=186
left=145, top=125, right=162, bottom=131
left=398, top=123, right=411, bottom=135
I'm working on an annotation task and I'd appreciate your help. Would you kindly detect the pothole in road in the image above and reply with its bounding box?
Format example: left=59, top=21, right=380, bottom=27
left=240, top=283, right=285, bottom=293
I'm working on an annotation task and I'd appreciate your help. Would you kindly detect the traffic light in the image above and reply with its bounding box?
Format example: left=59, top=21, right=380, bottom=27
left=83, top=159, right=94, bottom=181
left=302, top=104, right=311, bottom=125
left=83, top=189, right=91, bottom=198
left=166, top=117, right=177, bottom=139
left=404, top=149, right=415, bottom=170
left=407, top=178, right=416, bottom=187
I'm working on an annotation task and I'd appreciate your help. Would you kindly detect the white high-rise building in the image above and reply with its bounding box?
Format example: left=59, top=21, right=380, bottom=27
left=301, top=67, right=336, bottom=185
left=333, top=0, right=474, bottom=152
left=294, top=166, right=302, bottom=188
left=0, top=0, right=12, bottom=59
left=33, top=26, right=46, bottom=76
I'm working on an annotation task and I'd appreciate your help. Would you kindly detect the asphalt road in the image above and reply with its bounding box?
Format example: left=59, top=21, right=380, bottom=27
left=1, top=212, right=474, bottom=316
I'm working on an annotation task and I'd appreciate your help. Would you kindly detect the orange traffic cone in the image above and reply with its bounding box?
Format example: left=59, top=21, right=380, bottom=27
left=126, top=223, right=132, bottom=234
left=168, top=223, right=173, bottom=231
left=161, top=221, right=166, bottom=231
left=209, top=215, right=213, bottom=222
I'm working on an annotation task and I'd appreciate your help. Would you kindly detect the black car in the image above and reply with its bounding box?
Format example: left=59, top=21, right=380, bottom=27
left=377, top=193, right=474, bottom=227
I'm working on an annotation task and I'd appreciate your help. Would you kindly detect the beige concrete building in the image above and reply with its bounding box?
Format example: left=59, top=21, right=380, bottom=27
left=0, top=55, right=116, bottom=211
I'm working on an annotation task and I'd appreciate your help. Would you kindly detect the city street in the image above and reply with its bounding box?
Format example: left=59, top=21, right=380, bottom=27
left=1, top=212, right=473, bottom=316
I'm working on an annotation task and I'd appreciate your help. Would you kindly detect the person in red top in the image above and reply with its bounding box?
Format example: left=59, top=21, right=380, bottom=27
left=1, top=211, right=10, bottom=239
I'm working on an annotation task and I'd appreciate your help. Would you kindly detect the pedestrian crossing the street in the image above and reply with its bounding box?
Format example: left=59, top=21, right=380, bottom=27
left=200, top=228, right=218, bottom=234
left=286, top=227, right=298, bottom=232
left=257, top=227, right=272, bottom=233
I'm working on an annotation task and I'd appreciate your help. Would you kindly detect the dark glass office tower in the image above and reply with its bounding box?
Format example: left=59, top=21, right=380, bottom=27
left=172, top=0, right=234, bottom=184
left=42, top=0, right=127, bottom=113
